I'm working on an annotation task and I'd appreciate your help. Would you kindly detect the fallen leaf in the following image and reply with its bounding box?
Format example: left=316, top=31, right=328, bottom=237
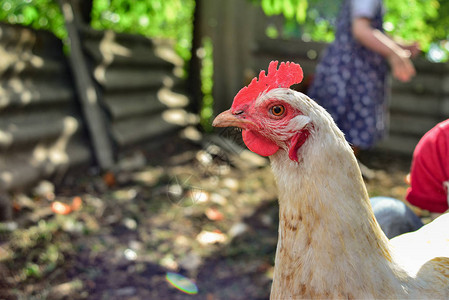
left=257, top=262, right=272, bottom=272
left=189, top=190, right=209, bottom=203
left=71, top=196, right=82, bottom=211
left=160, top=255, right=178, bottom=270
left=33, top=180, right=55, bottom=200
left=205, top=207, right=224, bottom=221
left=228, top=222, right=248, bottom=238
left=405, top=173, right=411, bottom=185
left=49, top=280, right=83, bottom=298
left=103, top=172, right=116, bottom=187
left=13, top=201, right=21, bottom=211
left=196, top=230, right=227, bottom=245
left=210, top=193, right=227, bottom=205
left=51, top=201, right=72, bottom=215
left=51, top=197, right=82, bottom=215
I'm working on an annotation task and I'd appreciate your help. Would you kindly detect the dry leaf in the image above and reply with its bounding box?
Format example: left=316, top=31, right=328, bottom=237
left=51, top=201, right=72, bottom=215
left=196, top=230, right=227, bottom=245
left=51, top=197, right=82, bottom=215
left=71, top=196, right=82, bottom=211
left=205, top=207, right=224, bottom=221
left=103, top=172, right=116, bottom=187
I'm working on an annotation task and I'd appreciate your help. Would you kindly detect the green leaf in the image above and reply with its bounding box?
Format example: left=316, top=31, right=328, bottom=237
left=282, top=0, right=294, bottom=19
left=295, top=0, right=307, bottom=23
left=261, top=0, right=274, bottom=15
left=22, top=6, right=39, bottom=24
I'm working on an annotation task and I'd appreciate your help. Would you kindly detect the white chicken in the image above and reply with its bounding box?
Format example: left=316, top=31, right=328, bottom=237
left=213, top=61, right=449, bottom=299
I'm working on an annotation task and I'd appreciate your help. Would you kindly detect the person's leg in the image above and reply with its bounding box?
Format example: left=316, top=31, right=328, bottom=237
left=370, top=196, right=423, bottom=239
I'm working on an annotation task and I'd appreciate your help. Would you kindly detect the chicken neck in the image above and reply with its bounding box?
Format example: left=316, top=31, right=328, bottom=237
left=268, top=135, right=411, bottom=298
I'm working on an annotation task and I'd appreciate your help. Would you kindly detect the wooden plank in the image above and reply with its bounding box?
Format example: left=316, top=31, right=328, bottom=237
left=444, top=76, right=449, bottom=95
left=389, top=114, right=442, bottom=136
left=206, top=0, right=257, bottom=114
left=413, top=57, right=449, bottom=74
left=376, top=134, right=420, bottom=155
left=442, top=96, right=449, bottom=115
left=255, top=38, right=327, bottom=59
left=0, top=194, right=12, bottom=221
left=390, top=93, right=442, bottom=116
left=59, top=0, right=114, bottom=170
left=392, top=73, right=443, bottom=95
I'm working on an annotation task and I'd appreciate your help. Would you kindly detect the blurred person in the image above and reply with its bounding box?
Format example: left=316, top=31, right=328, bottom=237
left=371, top=119, right=449, bottom=238
left=308, top=0, right=420, bottom=153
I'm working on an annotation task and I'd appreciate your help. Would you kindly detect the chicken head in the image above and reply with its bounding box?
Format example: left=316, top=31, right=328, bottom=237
left=213, top=61, right=316, bottom=162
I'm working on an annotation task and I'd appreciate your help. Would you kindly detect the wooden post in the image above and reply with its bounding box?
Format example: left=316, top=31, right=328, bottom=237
left=188, top=0, right=203, bottom=113
left=59, top=0, right=115, bottom=170
left=200, top=0, right=257, bottom=116
left=0, top=194, right=12, bottom=221
left=442, top=68, right=449, bottom=120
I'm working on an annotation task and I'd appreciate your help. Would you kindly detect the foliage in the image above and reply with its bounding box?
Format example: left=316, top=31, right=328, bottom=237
left=428, top=0, right=449, bottom=42
left=383, top=0, right=440, bottom=52
left=5, top=219, right=71, bottom=281
left=254, top=0, right=309, bottom=23
left=90, top=0, right=195, bottom=61
left=284, top=0, right=341, bottom=42
left=0, top=0, right=195, bottom=62
left=257, top=0, right=448, bottom=61
left=425, top=0, right=449, bottom=61
left=1, top=0, right=447, bottom=61
left=0, top=0, right=66, bottom=39
left=199, top=37, right=214, bottom=132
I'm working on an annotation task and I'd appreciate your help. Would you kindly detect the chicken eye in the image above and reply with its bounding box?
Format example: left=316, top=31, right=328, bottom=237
left=270, top=105, right=285, bottom=116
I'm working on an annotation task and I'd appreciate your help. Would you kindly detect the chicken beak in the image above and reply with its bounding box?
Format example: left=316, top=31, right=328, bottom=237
left=212, top=109, right=253, bottom=129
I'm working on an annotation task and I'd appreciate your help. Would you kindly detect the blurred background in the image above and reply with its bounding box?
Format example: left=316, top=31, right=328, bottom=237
left=0, top=0, right=448, bottom=299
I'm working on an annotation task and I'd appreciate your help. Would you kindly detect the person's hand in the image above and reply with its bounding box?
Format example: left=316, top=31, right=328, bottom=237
left=387, top=50, right=416, bottom=82
left=402, top=42, right=421, bottom=58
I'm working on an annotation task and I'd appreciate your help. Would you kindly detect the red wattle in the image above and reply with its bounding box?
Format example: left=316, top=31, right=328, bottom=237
left=242, top=130, right=279, bottom=157
left=288, top=129, right=310, bottom=162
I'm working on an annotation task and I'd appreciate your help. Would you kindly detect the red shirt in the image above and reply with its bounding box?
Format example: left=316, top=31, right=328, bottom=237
left=406, top=119, right=449, bottom=213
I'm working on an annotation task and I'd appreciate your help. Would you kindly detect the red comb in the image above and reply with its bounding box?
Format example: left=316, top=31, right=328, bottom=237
left=233, top=61, right=303, bottom=108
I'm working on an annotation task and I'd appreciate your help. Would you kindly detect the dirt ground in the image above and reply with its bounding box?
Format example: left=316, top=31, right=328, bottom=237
left=0, top=132, right=418, bottom=300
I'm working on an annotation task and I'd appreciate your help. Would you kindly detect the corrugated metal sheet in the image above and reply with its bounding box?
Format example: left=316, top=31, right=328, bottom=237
left=0, top=22, right=194, bottom=193
left=80, top=27, right=196, bottom=150
left=252, top=38, right=449, bottom=155
left=0, top=23, right=92, bottom=192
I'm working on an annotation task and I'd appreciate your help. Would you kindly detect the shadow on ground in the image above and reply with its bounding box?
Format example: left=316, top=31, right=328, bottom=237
left=0, top=136, right=412, bottom=299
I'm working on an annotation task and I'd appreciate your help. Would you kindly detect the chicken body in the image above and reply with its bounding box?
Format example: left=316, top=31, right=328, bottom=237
left=213, top=80, right=449, bottom=298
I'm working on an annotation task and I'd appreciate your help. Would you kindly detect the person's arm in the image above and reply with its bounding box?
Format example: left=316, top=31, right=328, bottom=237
left=352, top=17, right=416, bottom=82
left=395, top=40, right=421, bottom=58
